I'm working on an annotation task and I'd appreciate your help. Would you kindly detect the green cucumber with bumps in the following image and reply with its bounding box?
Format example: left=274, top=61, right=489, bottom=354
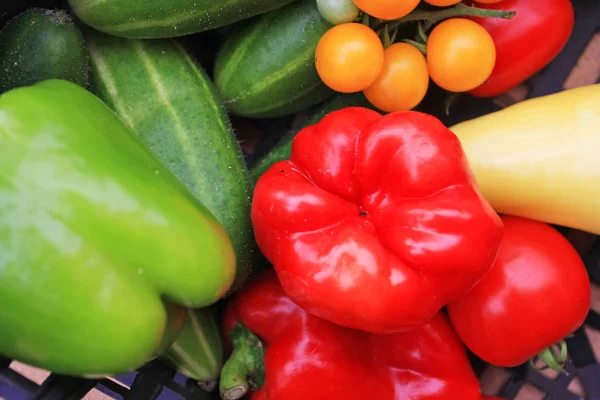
left=214, top=0, right=336, bottom=119
left=162, top=308, right=223, bottom=382
left=68, top=0, right=299, bottom=39
left=84, top=31, right=254, bottom=380
left=84, top=31, right=254, bottom=293
left=0, top=8, right=89, bottom=93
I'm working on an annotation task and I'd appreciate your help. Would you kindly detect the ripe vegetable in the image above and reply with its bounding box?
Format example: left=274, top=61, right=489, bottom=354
left=162, top=308, right=224, bottom=381
left=68, top=0, right=297, bottom=38
left=475, top=0, right=504, bottom=3
left=219, top=270, right=484, bottom=400
left=0, top=8, right=89, bottom=93
left=450, top=84, right=600, bottom=235
left=0, top=79, right=236, bottom=376
left=363, top=43, right=429, bottom=112
left=316, top=0, right=361, bottom=25
left=251, top=107, right=503, bottom=334
left=249, top=92, right=378, bottom=185
left=215, top=0, right=334, bottom=118
left=427, top=18, right=496, bottom=92
left=352, top=0, right=421, bottom=20
left=448, top=216, right=591, bottom=368
left=468, top=0, right=574, bottom=97
left=315, top=23, right=384, bottom=93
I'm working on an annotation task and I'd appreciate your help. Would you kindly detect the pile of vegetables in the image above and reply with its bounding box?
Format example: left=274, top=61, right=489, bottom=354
left=0, top=0, right=596, bottom=399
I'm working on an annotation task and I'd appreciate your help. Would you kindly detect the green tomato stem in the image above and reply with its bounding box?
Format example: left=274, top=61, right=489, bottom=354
left=417, top=23, right=429, bottom=43
left=377, top=3, right=516, bottom=33
left=402, top=39, right=427, bottom=55
left=219, top=323, right=266, bottom=400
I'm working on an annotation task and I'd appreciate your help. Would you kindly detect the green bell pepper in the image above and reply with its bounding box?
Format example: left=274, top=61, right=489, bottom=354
left=0, top=80, right=236, bottom=376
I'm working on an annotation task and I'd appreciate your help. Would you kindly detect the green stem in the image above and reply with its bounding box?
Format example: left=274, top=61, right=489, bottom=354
left=529, top=340, right=569, bottom=374
left=382, top=25, right=392, bottom=48
left=417, top=23, right=429, bottom=43
left=219, top=323, right=266, bottom=400
left=443, top=92, right=462, bottom=116
left=376, top=3, right=516, bottom=33
left=402, top=39, right=427, bottom=55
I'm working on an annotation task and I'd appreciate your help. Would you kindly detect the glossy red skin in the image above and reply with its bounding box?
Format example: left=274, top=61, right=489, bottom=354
left=448, top=216, right=591, bottom=367
left=223, top=269, right=483, bottom=400
left=467, top=0, right=574, bottom=97
left=251, top=107, right=504, bottom=333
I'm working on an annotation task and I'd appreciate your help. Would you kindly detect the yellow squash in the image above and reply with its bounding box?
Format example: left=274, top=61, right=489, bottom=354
left=450, top=84, right=600, bottom=235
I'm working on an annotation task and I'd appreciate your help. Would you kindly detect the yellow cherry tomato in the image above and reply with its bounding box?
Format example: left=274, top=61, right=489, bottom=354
left=352, top=0, right=421, bottom=20
left=424, top=0, right=462, bottom=6
left=363, top=43, right=429, bottom=113
left=315, top=23, right=385, bottom=93
left=426, top=18, right=496, bottom=93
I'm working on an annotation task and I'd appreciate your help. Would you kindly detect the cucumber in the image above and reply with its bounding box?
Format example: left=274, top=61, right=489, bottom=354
left=249, top=92, right=377, bottom=184
left=162, top=308, right=223, bottom=382
left=214, top=0, right=335, bottom=119
left=0, top=8, right=89, bottom=93
left=84, top=31, right=254, bottom=293
left=68, top=0, right=298, bottom=39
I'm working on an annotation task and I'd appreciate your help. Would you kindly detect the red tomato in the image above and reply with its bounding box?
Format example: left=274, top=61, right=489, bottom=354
left=467, top=0, right=574, bottom=97
left=448, top=216, right=591, bottom=367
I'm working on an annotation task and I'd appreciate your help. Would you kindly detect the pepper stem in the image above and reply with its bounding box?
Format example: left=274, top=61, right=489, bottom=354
left=529, top=340, right=570, bottom=374
left=377, top=3, right=516, bottom=33
left=219, top=323, right=266, bottom=400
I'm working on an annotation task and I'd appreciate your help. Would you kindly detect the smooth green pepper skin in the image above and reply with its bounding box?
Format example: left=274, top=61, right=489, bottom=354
left=0, top=80, right=236, bottom=376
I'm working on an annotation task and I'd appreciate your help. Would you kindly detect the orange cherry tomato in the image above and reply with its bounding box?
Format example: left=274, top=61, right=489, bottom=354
left=424, top=0, right=462, bottom=6
left=315, top=23, right=384, bottom=93
left=426, top=18, right=496, bottom=92
left=363, top=43, right=429, bottom=113
left=352, top=0, right=421, bottom=20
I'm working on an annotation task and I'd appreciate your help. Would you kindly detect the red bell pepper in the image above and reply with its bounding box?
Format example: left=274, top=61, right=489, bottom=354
left=251, top=107, right=504, bottom=333
left=219, top=269, right=484, bottom=400
left=448, top=216, right=591, bottom=369
left=467, top=0, right=575, bottom=97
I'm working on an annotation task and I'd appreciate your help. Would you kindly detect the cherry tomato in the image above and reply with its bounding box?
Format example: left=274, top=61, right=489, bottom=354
left=448, top=216, right=591, bottom=367
left=474, top=0, right=505, bottom=3
left=426, top=18, right=496, bottom=92
left=363, top=43, right=429, bottom=113
left=315, top=23, right=384, bottom=93
left=317, top=0, right=361, bottom=25
left=424, top=0, right=461, bottom=6
left=467, top=0, right=574, bottom=97
left=352, top=0, right=421, bottom=20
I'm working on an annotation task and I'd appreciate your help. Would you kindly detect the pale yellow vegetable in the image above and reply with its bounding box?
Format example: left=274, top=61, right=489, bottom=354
left=450, top=84, right=600, bottom=235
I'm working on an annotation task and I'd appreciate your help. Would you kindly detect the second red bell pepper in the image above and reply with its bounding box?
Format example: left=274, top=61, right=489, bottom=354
left=219, top=269, right=484, bottom=400
left=448, top=216, right=591, bottom=369
left=251, top=107, right=504, bottom=333
left=467, top=0, right=574, bottom=97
